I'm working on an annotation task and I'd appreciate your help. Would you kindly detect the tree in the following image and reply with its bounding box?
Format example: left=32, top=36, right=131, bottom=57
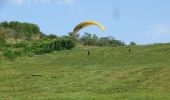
left=130, top=41, right=136, bottom=46
left=46, top=34, right=58, bottom=39
left=80, top=32, right=93, bottom=46
left=79, top=33, right=125, bottom=47
left=68, top=32, right=79, bottom=40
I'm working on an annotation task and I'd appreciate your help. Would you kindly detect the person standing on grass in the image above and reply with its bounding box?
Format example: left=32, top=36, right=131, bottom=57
left=87, top=50, right=90, bottom=56
left=129, top=48, right=132, bottom=54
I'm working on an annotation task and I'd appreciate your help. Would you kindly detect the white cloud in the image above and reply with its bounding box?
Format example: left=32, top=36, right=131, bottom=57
left=7, top=0, right=75, bottom=5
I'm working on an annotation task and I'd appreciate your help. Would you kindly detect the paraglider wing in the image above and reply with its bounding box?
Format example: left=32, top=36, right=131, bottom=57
left=73, top=21, right=106, bottom=36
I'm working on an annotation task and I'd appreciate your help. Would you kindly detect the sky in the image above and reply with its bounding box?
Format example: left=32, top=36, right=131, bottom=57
left=0, top=0, right=170, bottom=44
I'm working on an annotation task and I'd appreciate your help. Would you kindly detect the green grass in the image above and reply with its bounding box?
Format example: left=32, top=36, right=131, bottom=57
left=0, top=44, right=170, bottom=100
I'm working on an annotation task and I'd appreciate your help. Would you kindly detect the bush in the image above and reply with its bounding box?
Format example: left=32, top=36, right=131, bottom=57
left=65, top=39, right=76, bottom=49
left=34, top=48, right=46, bottom=55
left=2, top=38, right=76, bottom=57
left=54, top=39, right=62, bottom=51
left=31, top=39, right=75, bottom=55
left=0, top=36, right=6, bottom=47
left=14, top=50, right=23, bottom=57
left=2, top=49, right=17, bottom=60
left=14, top=42, right=28, bottom=48
left=61, top=39, right=76, bottom=49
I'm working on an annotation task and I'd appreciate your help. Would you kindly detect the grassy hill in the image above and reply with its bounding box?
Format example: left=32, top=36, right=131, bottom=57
left=0, top=44, right=170, bottom=100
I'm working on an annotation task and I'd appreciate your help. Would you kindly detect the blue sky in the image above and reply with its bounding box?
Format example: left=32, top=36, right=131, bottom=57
left=0, top=0, right=170, bottom=44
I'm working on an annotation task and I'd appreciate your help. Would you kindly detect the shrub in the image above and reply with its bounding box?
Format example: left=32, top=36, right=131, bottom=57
left=14, top=50, right=23, bottom=57
left=0, top=36, right=6, bottom=47
left=14, top=42, right=28, bottom=48
left=54, top=39, right=62, bottom=51
left=65, top=39, right=76, bottom=49
left=21, top=38, right=75, bottom=56
left=34, top=48, right=45, bottom=55
left=2, top=49, right=17, bottom=60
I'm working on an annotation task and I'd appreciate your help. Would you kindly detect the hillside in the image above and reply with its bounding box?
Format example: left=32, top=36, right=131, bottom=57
left=0, top=44, right=170, bottom=100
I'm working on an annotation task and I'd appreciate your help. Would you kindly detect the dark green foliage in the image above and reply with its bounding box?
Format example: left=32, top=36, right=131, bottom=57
left=2, top=49, right=17, bottom=60
left=66, top=39, right=76, bottom=49
left=80, top=32, right=125, bottom=47
left=13, top=50, right=23, bottom=57
left=80, top=33, right=98, bottom=46
left=23, top=38, right=76, bottom=55
left=45, top=34, right=59, bottom=39
left=130, top=41, right=136, bottom=45
left=34, top=48, right=48, bottom=55
left=2, top=49, right=23, bottom=60
left=0, top=36, right=6, bottom=47
left=13, top=42, right=28, bottom=48
left=30, top=40, right=51, bottom=55
left=53, top=39, right=62, bottom=51
left=60, top=39, right=76, bottom=50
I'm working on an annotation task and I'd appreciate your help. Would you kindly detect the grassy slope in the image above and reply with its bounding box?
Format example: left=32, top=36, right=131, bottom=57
left=0, top=44, right=170, bottom=100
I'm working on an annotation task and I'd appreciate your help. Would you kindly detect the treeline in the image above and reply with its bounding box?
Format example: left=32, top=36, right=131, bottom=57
left=78, top=32, right=125, bottom=47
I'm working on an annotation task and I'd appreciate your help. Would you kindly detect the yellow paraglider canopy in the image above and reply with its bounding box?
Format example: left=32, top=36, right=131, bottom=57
left=73, top=21, right=106, bottom=36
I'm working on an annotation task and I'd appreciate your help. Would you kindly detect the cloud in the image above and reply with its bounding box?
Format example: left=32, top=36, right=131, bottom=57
left=6, top=0, right=75, bottom=5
